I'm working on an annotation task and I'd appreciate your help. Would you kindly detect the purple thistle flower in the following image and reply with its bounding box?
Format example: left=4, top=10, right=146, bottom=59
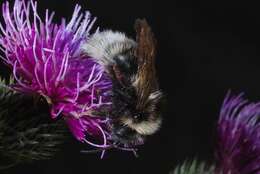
left=0, top=0, right=113, bottom=150
left=216, top=92, right=260, bottom=174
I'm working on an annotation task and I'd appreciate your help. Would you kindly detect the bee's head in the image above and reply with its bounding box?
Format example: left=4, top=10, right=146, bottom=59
left=111, top=88, right=163, bottom=146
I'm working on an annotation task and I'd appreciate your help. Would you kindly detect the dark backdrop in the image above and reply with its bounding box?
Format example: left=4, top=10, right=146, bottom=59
left=1, top=0, right=260, bottom=174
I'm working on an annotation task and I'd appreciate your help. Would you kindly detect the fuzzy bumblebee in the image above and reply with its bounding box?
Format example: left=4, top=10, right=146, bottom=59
left=0, top=0, right=163, bottom=156
left=83, top=19, right=163, bottom=147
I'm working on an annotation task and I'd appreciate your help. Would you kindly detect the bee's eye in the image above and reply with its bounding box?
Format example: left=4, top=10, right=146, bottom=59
left=133, top=112, right=148, bottom=121
left=134, top=114, right=141, bottom=120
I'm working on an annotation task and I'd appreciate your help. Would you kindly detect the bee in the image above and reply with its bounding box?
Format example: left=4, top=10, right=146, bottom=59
left=83, top=19, right=163, bottom=147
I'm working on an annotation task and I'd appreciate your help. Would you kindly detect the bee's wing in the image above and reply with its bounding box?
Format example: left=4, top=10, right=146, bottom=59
left=134, top=19, right=159, bottom=107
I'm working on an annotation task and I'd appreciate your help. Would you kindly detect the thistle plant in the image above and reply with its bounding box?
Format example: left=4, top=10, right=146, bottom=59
left=0, top=77, right=66, bottom=169
left=0, top=0, right=113, bottom=150
left=170, top=160, right=215, bottom=174
left=215, top=92, right=260, bottom=174
left=170, top=92, right=260, bottom=174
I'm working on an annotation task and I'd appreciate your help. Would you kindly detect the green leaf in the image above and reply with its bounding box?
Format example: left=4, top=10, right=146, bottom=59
left=170, top=160, right=215, bottom=174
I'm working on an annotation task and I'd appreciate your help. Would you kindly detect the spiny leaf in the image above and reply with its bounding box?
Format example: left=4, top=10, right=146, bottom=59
left=170, top=160, right=215, bottom=174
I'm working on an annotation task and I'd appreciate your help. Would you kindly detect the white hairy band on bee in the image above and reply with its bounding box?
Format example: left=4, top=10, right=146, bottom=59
left=121, top=117, right=162, bottom=135
left=82, top=30, right=136, bottom=68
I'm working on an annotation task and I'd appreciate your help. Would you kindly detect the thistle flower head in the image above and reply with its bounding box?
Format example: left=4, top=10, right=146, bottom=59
left=216, top=92, right=260, bottom=174
left=0, top=0, right=113, bottom=150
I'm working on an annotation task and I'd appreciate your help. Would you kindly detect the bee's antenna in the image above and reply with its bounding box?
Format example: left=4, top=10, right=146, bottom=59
left=80, top=143, right=139, bottom=157
left=114, top=146, right=139, bottom=157
left=80, top=145, right=114, bottom=154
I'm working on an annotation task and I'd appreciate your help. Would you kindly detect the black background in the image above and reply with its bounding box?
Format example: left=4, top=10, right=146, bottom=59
left=1, top=0, right=260, bottom=174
